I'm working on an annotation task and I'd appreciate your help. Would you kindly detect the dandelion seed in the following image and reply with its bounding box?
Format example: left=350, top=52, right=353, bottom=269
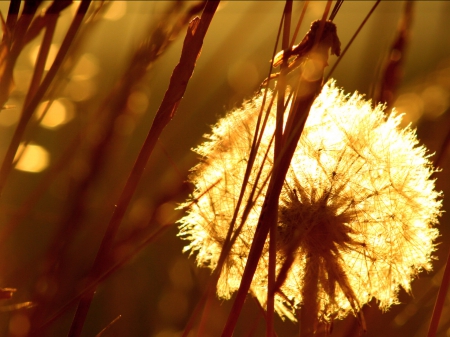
left=178, top=81, right=442, bottom=325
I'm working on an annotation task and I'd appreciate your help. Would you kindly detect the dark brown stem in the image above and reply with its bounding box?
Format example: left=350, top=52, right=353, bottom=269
left=221, top=5, right=338, bottom=334
left=182, top=8, right=285, bottom=336
left=24, top=13, right=58, bottom=107
left=375, top=1, right=414, bottom=111
left=300, top=255, right=319, bottom=337
left=290, top=1, right=308, bottom=47
left=221, top=55, right=325, bottom=337
left=66, top=2, right=219, bottom=336
left=28, top=6, right=205, bottom=330
left=268, top=2, right=292, bottom=336
left=325, top=0, right=381, bottom=82
left=0, top=0, right=42, bottom=108
left=5, top=0, right=21, bottom=40
left=0, top=0, right=91, bottom=197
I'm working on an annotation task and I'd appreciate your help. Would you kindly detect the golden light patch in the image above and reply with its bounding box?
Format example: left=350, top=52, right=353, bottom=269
left=15, top=144, right=50, bottom=173
left=71, top=53, right=99, bottom=81
left=103, top=1, right=127, bottom=21
left=29, top=44, right=59, bottom=71
left=36, top=99, right=74, bottom=129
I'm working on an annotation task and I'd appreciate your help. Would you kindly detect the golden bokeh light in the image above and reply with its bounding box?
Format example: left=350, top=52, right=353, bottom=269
left=36, top=99, right=74, bottom=129
left=394, top=93, right=424, bottom=127
left=127, top=91, right=149, bottom=115
left=29, top=44, right=59, bottom=71
left=8, top=314, right=30, bottom=336
left=421, top=85, right=449, bottom=119
left=14, top=143, right=50, bottom=173
left=71, top=53, right=99, bottom=81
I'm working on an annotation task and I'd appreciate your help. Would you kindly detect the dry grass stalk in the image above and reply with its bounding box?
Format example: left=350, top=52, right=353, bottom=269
left=0, top=0, right=91, bottom=196
left=374, top=1, right=414, bottom=111
left=67, top=2, right=220, bottom=336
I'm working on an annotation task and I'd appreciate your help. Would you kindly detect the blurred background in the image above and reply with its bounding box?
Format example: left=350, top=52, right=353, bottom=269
left=0, top=1, right=449, bottom=336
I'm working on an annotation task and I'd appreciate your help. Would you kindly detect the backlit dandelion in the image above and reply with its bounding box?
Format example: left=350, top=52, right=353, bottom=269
left=178, top=81, right=442, bottom=325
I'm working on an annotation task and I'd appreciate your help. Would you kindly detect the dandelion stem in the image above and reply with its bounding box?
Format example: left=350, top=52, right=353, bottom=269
left=221, top=60, right=326, bottom=337
left=300, top=255, right=319, bottom=337
left=268, top=2, right=292, bottom=336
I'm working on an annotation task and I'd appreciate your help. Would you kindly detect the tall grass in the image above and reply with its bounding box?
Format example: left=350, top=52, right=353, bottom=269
left=0, top=1, right=449, bottom=337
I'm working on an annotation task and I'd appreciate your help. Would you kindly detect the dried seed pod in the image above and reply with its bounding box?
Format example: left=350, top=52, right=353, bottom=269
left=272, top=20, right=341, bottom=68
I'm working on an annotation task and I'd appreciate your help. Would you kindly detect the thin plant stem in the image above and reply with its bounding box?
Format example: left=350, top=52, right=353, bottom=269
left=94, top=315, right=122, bottom=337
left=182, top=9, right=285, bottom=336
left=33, top=224, right=168, bottom=335
left=434, top=123, right=450, bottom=170
left=268, top=2, right=292, bottom=336
left=375, top=1, right=414, bottom=111
left=325, top=0, right=381, bottom=82
left=253, top=297, right=280, bottom=337
left=4, top=0, right=21, bottom=40
left=28, top=4, right=207, bottom=332
left=329, top=0, right=344, bottom=21
left=290, top=1, right=308, bottom=47
left=221, top=9, right=335, bottom=337
left=23, top=13, right=58, bottom=106
left=66, top=3, right=220, bottom=336
left=0, top=0, right=92, bottom=197
left=0, top=1, right=40, bottom=108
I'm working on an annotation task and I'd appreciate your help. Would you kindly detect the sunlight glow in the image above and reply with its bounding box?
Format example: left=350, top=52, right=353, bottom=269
left=104, top=1, right=127, bottom=21
left=36, top=99, right=74, bottom=129
left=29, top=44, right=59, bottom=71
left=178, top=81, right=442, bottom=323
left=127, top=91, right=149, bottom=115
left=15, top=144, right=50, bottom=173
left=71, top=54, right=99, bottom=81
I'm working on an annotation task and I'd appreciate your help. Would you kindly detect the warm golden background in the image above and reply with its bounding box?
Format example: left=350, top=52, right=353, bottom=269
left=0, top=1, right=449, bottom=336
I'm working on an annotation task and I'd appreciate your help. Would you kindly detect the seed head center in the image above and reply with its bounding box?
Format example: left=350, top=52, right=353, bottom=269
left=278, top=188, right=355, bottom=258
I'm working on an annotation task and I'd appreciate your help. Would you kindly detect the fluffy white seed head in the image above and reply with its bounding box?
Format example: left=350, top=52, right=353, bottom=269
left=178, top=81, right=442, bottom=322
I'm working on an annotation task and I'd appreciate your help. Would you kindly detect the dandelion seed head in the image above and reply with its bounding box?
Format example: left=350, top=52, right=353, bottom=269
left=178, top=81, right=442, bottom=322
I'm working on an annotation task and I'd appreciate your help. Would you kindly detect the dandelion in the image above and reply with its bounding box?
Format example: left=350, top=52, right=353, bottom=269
left=178, top=81, right=442, bottom=326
